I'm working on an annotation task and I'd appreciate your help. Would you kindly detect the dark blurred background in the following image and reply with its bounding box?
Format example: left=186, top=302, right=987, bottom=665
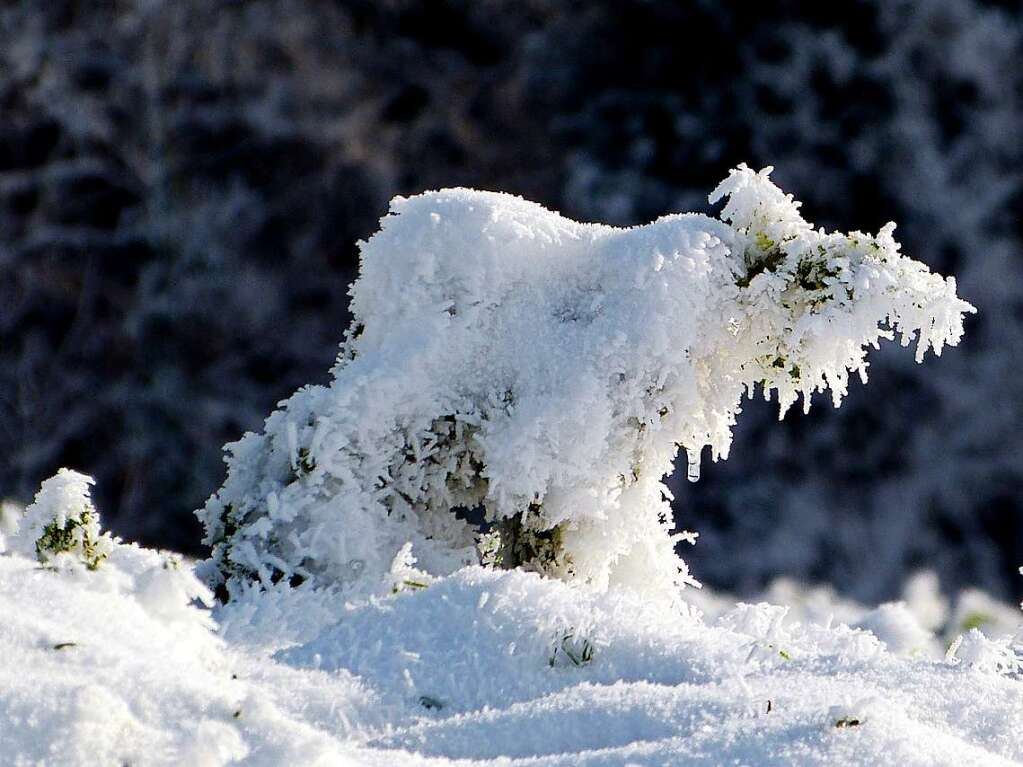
left=2, top=0, right=1021, bottom=603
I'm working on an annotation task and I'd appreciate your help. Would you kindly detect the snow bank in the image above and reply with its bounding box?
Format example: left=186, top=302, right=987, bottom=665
left=0, top=541, right=389, bottom=766
left=1, top=542, right=1021, bottom=766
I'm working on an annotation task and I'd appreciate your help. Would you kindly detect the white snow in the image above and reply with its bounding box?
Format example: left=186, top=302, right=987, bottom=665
left=2, top=535, right=1022, bottom=766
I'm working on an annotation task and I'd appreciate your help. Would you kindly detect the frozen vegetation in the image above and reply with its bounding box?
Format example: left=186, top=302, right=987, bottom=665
left=1, top=167, right=1009, bottom=765
left=197, top=165, right=971, bottom=606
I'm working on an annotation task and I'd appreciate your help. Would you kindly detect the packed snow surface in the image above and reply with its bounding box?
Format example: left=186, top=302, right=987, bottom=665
left=1, top=538, right=1021, bottom=766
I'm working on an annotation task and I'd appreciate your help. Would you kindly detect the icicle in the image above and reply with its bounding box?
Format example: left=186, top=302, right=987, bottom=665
left=286, top=421, right=298, bottom=471
left=686, top=447, right=702, bottom=483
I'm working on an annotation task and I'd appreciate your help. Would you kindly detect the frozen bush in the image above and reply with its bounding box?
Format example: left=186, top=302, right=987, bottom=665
left=197, top=166, right=973, bottom=603
left=945, top=628, right=1022, bottom=676
left=943, top=567, right=1023, bottom=675
left=14, top=469, right=115, bottom=570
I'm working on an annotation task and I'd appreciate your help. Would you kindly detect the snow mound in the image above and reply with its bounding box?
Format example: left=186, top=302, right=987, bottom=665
left=0, top=544, right=393, bottom=766
left=1, top=548, right=1021, bottom=766
left=0, top=547, right=232, bottom=766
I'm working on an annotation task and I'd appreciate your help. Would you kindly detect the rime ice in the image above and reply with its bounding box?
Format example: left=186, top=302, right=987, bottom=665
left=197, top=165, right=974, bottom=603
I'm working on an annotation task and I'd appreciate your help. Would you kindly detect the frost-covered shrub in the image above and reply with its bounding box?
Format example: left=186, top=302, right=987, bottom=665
left=945, top=628, right=1022, bottom=676
left=949, top=567, right=1023, bottom=675
left=16, top=469, right=115, bottom=570
left=387, top=542, right=434, bottom=594
left=197, top=166, right=973, bottom=603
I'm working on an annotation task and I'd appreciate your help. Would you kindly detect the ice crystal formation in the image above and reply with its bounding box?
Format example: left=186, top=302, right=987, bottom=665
left=197, top=166, right=973, bottom=602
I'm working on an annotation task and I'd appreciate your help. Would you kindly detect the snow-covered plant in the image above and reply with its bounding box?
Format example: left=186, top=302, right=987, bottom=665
left=945, top=628, right=1022, bottom=676
left=941, top=563, right=1023, bottom=675
left=388, top=542, right=434, bottom=594
left=549, top=628, right=596, bottom=668
left=197, top=165, right=973, bottom=603
left=17, top=469, right=115, bottom=570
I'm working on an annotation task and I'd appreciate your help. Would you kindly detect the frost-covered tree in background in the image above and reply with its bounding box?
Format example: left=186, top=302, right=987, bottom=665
left=197, top=166, right=973, bottom=603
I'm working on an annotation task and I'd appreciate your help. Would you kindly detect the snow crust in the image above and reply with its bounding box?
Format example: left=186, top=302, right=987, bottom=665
left=1, top=541, right=1022, bottom=766
left=198, top=166, right=973, bottom=604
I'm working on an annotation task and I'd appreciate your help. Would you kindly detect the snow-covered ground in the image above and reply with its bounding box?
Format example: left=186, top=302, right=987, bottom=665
left=2, top=536, right=1021, bottom=766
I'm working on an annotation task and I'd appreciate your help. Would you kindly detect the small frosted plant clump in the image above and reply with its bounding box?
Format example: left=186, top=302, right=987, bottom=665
left=388, top=542, right=434, bottom=594
left=197, top=165, right=974, bottom=604
left=945, top=629, right=1023, bottom=676
left=20, top=469, right=114, bottom=570
left=549, top=628, right=596, bottom=668
left=479, top=514, right=571, bottom=575
left=943, top=566, right=1023, bottom=676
